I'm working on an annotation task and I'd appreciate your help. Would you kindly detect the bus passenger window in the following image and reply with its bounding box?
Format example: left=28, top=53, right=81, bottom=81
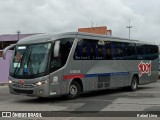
left=82, top=43, right=87, bottom=58
left=137, top=44, right=146, bottom=60
left=98, top=45, right=103, bottom=59
left=124, top=43, right=136, bottom=60
left=106, top=49, right=112, bottom=59
left=86, top=42, right=91, bottom=59
left=111, top=42, right=123, bottom=59
left=74, top=39, right=113, bottom=60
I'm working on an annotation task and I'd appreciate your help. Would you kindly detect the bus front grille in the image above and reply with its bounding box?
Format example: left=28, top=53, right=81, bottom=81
left=13, top=88, right=33, bottom=94
left=13, top=83, right=35, bottom=88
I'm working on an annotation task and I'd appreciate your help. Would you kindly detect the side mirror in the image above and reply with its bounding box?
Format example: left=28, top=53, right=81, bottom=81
left=3, top=44, right=16, bottom=60
left=54, top=41, right=60, bottom=57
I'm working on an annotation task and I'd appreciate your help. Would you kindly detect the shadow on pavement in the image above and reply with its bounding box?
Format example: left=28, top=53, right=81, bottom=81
left=14, top=86, right=154, bottom=103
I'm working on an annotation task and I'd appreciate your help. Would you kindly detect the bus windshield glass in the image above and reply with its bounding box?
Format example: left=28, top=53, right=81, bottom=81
left=10, top=43, right=51, bottom=78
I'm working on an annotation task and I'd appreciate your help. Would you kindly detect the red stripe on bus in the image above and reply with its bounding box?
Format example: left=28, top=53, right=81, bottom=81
left=63, top=74, right=85, bottom=80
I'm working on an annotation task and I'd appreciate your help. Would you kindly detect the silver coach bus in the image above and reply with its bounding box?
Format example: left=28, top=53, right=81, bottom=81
left=3, top=32, right=159, bottom=99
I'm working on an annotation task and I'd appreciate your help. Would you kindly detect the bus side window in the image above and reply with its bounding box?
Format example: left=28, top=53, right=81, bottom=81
left=93, top=41, right=105, bottom=60
left=106, top=49, right=111, bottom=59
left=142, top=45, right=158, bottom=60
left=74, top=39, right=97, bottom=60
left=137, top=44, right=145, bottom=60
left=50, top=38, right=74, bottom=72
left=87, top=42, right=91, bottom=58
left=124, top=43, right=136, bottom=60
left=77, top=44, right=82, bottom=58
left=106, top=42, right=112, bottom=60
left=95, top=44, right=99, bottom=58
left=150, top=45, right=158, bottom=60
left=50, top=45, right=61, bottom=71
left=102, top=44, right=106, bottom=59
left=61, top=41, right=72, bottom=65
left=98, top=45, right=103, bottom=59
left=59, top=39, right=74, bottom=65
left=112, top=42, right=124, bottom=60
left=74, top=40, right=83, bottom=59
left=82, top=42, right=87, bottom=58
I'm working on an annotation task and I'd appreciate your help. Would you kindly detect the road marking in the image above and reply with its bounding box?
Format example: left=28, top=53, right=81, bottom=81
left=77, top=98, right=114, bottom=102
left=101, top=98, right=160, bottom=111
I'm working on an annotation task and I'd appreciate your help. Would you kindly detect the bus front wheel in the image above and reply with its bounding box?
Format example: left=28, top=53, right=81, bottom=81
left=66, top=81, right=81, bottom=99
left=130, top=76, right=138, bottom=91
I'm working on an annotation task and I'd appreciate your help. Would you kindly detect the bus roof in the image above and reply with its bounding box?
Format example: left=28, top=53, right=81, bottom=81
left=17, top=32, right=156, bottom=45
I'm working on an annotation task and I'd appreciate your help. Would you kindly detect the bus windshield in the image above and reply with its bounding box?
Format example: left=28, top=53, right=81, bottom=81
left=10, top=43, right=51, bottom=78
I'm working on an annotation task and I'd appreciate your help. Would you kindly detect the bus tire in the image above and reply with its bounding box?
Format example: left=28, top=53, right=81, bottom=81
left=66, top=81, right=81, bottom=99
left=130, top=76, right=138, bottom=91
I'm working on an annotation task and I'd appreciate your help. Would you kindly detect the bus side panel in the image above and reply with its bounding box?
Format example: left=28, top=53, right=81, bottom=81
left=49, top=70, right=64, bottom=96
left=64, top=60, right=128, bottom=91
left=63, top=60, right=95, bottom=92
left=123, top=61, right=139, bottom=86
left=138, top=59, right=159, bottom=85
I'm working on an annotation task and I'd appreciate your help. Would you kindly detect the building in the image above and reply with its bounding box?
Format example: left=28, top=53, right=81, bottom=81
left=78, top=26, right=112, bottom=36
left=0, top=33, right=39, bottom=83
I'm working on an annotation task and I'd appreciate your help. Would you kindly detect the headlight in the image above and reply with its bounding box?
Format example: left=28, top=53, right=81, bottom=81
left=8, top=80, right=12, bottom=84
left=36, top=82, right=42, bottom=86
left=36, top=80, right=48, bottom=86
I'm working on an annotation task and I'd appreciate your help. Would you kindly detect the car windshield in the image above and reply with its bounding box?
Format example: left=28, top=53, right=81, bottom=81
left=10, top=43, right=51, bottom=78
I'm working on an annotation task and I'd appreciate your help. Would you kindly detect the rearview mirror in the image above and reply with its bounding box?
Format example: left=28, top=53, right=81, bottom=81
left=3, top=44, right=16, bottom=60
left=54, top=41, right=60, bottom=57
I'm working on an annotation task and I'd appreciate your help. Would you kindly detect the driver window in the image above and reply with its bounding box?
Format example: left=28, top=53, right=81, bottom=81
left=50, top=42, right=62, bottom=71
left=50, top=38, right=74, bottom=72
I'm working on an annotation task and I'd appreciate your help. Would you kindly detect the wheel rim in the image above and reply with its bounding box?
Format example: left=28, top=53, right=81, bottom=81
left=69, top=85, right=78, bottom=96
left=132, top=79, right=137, bottom=89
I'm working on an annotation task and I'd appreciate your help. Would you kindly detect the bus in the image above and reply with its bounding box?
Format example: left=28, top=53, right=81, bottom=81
left=3, top=32, right=159, bottom=99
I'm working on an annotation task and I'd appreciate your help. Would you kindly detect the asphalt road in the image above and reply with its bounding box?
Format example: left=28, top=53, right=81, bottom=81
left=1, top=80, right=160, bottom=120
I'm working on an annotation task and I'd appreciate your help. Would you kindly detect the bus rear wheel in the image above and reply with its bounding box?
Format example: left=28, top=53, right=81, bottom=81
left=130, top=76, right=138, bottom=91
left=66, top=81, right=81, bottom=99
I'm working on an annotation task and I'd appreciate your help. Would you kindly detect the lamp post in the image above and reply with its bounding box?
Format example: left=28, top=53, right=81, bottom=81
left=17, top=30, right=21, bottom=41
left=126, top=20, right=133, bottom=39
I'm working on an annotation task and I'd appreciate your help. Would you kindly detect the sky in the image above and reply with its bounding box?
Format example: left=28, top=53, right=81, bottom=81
left=0, top=0, right=160, bottom=44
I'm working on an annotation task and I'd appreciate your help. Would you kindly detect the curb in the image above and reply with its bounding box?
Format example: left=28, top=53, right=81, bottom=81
left=0, top=83, right=8, bottom=86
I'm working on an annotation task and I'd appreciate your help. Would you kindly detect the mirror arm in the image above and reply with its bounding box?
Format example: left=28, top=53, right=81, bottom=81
left=3, top=44, right=16, bottom=60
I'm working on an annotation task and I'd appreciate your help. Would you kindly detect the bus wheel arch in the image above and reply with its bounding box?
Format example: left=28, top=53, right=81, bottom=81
left=133, top=74, right=139, bottom=85
left=73, top=78, right=83, bottom=92
left=130, top=74, right=139, bottom=91
left=66, top=78, right=83, bottom=99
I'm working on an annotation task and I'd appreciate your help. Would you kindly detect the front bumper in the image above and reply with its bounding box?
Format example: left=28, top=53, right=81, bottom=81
left=9, top=83, right=50, bottom=97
